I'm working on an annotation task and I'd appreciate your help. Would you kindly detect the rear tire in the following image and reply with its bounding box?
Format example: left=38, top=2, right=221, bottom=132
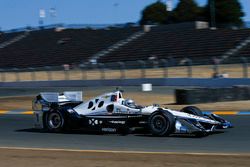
left=181, top=106, right=203, bottom=116
left=45, top=111, right=65, bottom=132
left=148, top=112, right=175, bottom=137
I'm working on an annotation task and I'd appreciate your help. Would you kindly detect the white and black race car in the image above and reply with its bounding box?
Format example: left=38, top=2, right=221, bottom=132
left=33, top=90, right=232, bottom=136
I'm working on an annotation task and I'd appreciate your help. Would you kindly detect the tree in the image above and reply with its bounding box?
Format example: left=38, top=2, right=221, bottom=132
left=172, top=0, right=201, bottom=23
left=140, top=1, right=169, bottom=25
left=205, top=0, right=245, bottom=26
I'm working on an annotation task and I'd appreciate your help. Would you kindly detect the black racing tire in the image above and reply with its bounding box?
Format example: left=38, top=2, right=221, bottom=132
left=181, top=106, right=203, bottom=117
left=148, top=111, right=175, bottom=137
left=45, top=111, right=65, bottom=132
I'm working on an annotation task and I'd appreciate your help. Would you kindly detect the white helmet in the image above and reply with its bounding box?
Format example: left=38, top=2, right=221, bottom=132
left=125, top=99, right=135, bottom=108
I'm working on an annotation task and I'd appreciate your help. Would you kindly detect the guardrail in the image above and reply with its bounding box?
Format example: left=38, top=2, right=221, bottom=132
left=0, top=57, right=250, bottom=82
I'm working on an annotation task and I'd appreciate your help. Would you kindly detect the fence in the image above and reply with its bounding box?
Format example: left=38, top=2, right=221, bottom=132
left=0, top=57, right=250, bottom=82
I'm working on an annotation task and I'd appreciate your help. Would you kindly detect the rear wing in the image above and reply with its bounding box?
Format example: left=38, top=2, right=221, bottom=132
left=40, top=91, right=83, bottom=103
left=32, top=91, right=83, bottom=111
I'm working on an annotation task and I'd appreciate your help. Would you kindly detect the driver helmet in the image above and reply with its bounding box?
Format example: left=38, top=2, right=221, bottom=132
left=125, top=99, right=135, bottom=108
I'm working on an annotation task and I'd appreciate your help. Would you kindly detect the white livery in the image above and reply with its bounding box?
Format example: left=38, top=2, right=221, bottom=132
left=33, top=90, right=233, bottom=136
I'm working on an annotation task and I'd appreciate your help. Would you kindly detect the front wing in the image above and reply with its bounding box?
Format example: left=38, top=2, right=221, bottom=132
left=174, top=114, right=233, bottom=135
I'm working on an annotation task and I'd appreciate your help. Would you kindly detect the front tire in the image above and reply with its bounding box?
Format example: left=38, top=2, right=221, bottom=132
left=148, top=112, right=175, bottom=137
left=45, top=111, right=65, bottom=132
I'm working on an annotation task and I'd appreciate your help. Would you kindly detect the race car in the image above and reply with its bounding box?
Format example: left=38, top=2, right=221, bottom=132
left=32, top=90, right=233, bottom=137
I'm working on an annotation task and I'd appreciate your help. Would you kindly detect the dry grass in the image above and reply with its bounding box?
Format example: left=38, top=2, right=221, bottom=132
left=1, top=64, right=249, bottom=82
left=0, top=148, right=249, bottom=167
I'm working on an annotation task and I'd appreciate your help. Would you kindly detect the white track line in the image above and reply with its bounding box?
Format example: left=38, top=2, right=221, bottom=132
left=0, top=146, right=249, bottom=156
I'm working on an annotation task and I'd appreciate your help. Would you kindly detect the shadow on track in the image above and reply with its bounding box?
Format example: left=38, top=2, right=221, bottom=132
left=134, top=131, right=225, bottom=138
left=15, top=128, right=225, bottom=138
left=16, top=128, right=104, bottom=135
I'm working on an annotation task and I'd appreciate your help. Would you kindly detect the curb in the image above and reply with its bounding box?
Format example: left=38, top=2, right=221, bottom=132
left=203, top=111, right=250, bottom=115
left=0, top=110, right=33, bottom=115
left=0, top=110, right=250, bottom=115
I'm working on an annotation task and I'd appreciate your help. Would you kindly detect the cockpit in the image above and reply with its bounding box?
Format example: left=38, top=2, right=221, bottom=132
left=110, top=91, right=143, bottom=109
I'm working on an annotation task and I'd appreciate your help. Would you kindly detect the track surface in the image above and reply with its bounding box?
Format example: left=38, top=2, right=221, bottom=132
left=0, top=114, right=249, bottom=153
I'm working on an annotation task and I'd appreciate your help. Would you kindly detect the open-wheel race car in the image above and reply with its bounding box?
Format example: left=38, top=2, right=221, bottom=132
left=32, top=90, right=233, bottom=137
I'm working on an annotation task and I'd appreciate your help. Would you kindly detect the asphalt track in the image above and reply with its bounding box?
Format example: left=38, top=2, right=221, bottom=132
left=0, top=114, right=250, bottom=153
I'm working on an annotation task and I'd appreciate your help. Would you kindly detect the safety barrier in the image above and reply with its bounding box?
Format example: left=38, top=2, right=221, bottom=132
left=2, top=78, right=250, bottom=88
left=176, top=85, right=250, bottom=104
left=0, top=57, right=250, bottom=82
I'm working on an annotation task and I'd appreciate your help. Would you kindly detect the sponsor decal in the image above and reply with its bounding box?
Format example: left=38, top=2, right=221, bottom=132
left=128, top=115, right=142, bottom=118
left=139, top=121, right=147, bottom=124
left=88, top=119, right=103, bottom=126
left=101, top=128, right=116, bottom=132
left=109, top=120, right=126, bottom=124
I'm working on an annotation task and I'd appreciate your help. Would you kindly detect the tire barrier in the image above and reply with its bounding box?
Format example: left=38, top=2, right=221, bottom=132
left=175, top=85, right=250, bottom=104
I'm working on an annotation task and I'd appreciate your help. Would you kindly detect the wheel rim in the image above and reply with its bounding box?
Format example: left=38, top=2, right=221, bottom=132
left=152, top=115, right=168, bottom=132
left=48, top=113, right=62, bottom=129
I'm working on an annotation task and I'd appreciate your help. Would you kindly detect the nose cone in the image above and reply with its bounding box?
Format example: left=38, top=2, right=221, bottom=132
left=218, top=121, right=233, bottom=129
left=210, top=114, right=233, bottom=129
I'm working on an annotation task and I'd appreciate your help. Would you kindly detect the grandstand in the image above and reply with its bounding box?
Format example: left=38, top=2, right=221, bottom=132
left=0, top=31, right=24, bottom=45
left=0, top=27, right=141, bottom=68
left=99, top=26, right=250, bottom=65
left=0, top=24, right=250, bottom=69
left=238, top=41, right=250, bottom=58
